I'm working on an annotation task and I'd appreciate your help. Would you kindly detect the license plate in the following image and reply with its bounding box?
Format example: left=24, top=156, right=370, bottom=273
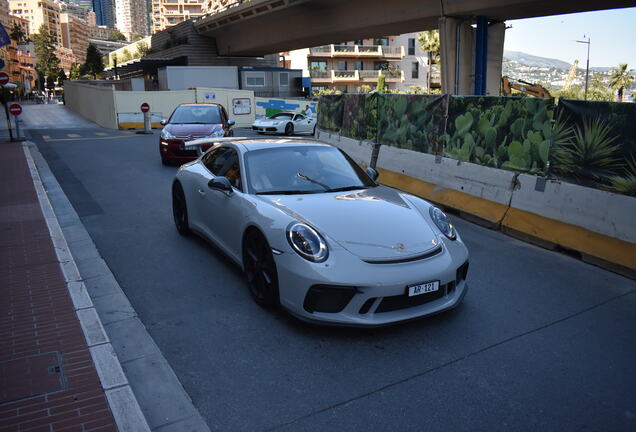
left=407, top=281, right=439, bottom=297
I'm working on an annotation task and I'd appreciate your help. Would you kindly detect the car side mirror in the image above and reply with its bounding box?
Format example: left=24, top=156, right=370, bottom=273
left=208, top=177, right=233, bottom=195
left=227, top=120, right=235, bottom=127
left=160, top=119, right=167, bottom=125
left=366, top=167, right=379, bottom=182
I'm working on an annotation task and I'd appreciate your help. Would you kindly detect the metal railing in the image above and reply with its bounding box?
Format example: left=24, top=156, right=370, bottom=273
left=308, top=44, right=401, bottom=58
left=333, top=70, right=356, bottom=79
left=309, top=70, right=330, bottom=78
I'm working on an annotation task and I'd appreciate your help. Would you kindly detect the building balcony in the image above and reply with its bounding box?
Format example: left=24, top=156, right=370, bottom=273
left=309, top=44, right=404, bottom=60
left=310, top=69, right=403, bottom=84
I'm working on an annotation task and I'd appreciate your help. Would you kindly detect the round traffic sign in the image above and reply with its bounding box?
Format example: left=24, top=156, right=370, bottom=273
left=0, top=72, right=9, bottom=85
left=9, top=103, right=22, bottom=116
left=140, top=102, right=150, bottom=113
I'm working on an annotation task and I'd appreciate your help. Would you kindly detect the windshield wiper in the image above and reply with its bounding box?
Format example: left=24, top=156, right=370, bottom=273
left=256, top=190, right=323, bottom=195
left=296, top=172, right=330, bottom=190
left=325, top=185, right=370, bottom=192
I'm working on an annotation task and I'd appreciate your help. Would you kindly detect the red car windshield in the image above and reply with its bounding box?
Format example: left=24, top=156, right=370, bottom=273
left=170, top=106, right=222, bottom=124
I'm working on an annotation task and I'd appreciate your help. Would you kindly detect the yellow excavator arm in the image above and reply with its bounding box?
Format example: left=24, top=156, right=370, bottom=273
left=502, top=76, right=552, bottom=98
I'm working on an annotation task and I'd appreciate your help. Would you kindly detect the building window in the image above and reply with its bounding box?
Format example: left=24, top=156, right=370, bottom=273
left=374, top=61, right=388, bottom=70
left=245, top=71, right=265, bottom=87
left=310, top=61, right=327, bottom=72
left=336, top=61, right=347, bottom=70
left=354, top=39, right=363, bottom=45
left=408, top=38, right=415, bottom=55
left=279, top=72, right=289, bottom=86
left=374, top=38, right=389, bottom=46
left=411, top=62, right=419, bottom=79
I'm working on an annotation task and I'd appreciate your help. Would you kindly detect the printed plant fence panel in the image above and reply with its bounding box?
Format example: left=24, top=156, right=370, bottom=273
left=318, top=94, right=344, bottom=132
left=340, top=94, right=378, bottom=141
left=377, top=94, right=447, bottom=155
left=445, top=96, right=555, bottom=174
left=552, top=99, right=636, bottom=196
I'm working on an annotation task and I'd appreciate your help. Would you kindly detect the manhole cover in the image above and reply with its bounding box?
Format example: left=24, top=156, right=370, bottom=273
left=0, top=351, right=67, bottom=403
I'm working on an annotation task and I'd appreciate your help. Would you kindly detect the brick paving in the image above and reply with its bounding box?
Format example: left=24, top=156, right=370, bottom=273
left=0, top=140, right=117, bottom=432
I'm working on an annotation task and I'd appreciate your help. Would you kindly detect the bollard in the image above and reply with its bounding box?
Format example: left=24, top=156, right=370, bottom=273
left=14, top=114, right=20, bottom=139
left=143, top=111, right=151, bottom=134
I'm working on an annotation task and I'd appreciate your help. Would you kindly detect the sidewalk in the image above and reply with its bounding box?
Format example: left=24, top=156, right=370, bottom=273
left=0, top=139, right=117, bottom=431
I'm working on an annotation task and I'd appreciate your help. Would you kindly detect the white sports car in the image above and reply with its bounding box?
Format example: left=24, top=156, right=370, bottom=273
left=252, top=112, right=317, bottom=136
left=172, top=137, right=469, bottom=326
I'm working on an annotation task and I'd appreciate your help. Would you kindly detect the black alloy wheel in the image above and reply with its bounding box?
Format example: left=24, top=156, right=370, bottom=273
left=243, top=230, right=279, bottom=308
left=172, top=182, right=190, bottom=236
left=285, top=122, right=294, bottom=136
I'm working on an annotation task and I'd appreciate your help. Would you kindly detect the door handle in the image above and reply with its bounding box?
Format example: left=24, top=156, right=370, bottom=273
left=197, top=188, right=206, bottom=196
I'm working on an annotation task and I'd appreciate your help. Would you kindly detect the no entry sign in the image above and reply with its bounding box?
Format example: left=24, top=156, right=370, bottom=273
left=0, top=72, right=9, bottom=85
left=140, top=102, right=150, bottom=113
left=9, top=103, right=22, bottom=116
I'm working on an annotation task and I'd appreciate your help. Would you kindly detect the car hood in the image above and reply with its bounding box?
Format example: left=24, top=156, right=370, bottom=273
left=165, top=123, right=223, bottom=137
left=254, top=118, right=289, bottom=125
left=259, top=186, right=440, bottom=260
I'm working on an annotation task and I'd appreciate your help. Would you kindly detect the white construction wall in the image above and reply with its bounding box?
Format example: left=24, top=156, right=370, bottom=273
left=63, top=81, right=118, bottom=129
left=158, top=66, right=239, bottom=90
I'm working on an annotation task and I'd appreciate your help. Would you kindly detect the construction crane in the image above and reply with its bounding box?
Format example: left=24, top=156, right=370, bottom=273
left=563, top=59, right=579, bottom=90
left=501, top=76, right=552, bottom=98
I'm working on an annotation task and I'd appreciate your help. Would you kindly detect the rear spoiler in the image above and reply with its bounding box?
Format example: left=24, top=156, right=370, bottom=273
left=182, top=137, right=255, bottom=155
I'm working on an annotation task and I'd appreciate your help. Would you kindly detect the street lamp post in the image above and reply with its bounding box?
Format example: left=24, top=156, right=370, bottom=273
left=575, top=37, right=591, bottom=100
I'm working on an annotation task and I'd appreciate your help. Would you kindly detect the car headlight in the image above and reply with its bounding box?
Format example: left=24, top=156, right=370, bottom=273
left=160, top=128, right=174, bottom=140
left=207, top=129, right=224, bottom=138
left=429, top=207, right=456, bottom=240
left=286, top=222, right=328, bottom=262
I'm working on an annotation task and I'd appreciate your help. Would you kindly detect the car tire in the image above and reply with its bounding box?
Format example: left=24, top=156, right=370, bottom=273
left=172, top=182, right=190, bottom=236
left=285, top=122, right=294, bottom=136
left=243, top=229, right=279, bottom=308
left=161, top=156, right=169, bottom=165
left=312, top=125, right=317, bottom=136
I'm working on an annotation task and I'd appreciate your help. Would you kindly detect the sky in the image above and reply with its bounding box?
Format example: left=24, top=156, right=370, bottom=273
left=503, top=7, right=636, bottom=68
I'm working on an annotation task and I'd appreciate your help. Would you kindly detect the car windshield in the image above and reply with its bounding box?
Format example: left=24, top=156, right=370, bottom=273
left=269, top=113, right=294, bottom=120
left=170, top=106, right=222, bottom=124
left=245, top=145, right=376, bottom=195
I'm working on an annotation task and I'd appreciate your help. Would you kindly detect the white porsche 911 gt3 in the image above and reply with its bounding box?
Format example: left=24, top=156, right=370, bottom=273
left=252, top=112, right=317, bottom=136
left=172, top=137, right=469, bottom=326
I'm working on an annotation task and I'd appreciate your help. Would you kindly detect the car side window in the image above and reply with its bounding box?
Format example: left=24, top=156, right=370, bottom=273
left=204, top=147, right=242, bottom=190
left=294, top=114, right=304, bottom=121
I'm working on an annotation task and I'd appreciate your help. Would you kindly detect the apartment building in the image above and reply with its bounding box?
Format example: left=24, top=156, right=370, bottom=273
left=61, top=2, right=91, bottom=22
left=115, top=0, right=148, bottom=39
left=152, top=0, right=206, bottom=33
left=286, top=33, right=438, bottom=94
left=9, top=0, right=62, bottom=45
left=60, top=12, right=88, bottom=63
left=56, top=44, right=74, bottom=71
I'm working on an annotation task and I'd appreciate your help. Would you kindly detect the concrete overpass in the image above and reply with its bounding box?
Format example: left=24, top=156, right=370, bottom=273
left=194, top=0, right=634, bottom=57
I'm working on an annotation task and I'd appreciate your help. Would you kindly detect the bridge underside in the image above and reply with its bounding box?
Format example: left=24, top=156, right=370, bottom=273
left=195, top=0, right=634, bottom=57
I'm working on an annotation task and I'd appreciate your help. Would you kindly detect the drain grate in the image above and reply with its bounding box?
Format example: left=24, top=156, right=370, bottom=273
left=0, top=351, right=67, bottom=403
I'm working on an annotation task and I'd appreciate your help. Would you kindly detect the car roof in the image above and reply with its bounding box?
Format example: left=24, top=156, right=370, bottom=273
left=177, top=103, right=222, bottom=108
left=233, top=138, right=332, bottom=152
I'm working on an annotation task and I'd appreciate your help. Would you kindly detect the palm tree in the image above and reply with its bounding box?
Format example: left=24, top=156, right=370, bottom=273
left=417, top=30, right=440, bottom=92
left=609, top=63, right=633, bottom=102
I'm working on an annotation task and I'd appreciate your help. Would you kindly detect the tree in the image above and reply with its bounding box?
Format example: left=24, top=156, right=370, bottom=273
left=119, top=49, right=131, bottom=62
left=609, top=63, right=634, bottom=102
left=69, top=63, right=82, bottom=80
left=376, top=74, right=386, bottom=92
left=417, top=30, right=440, bottom=92
left=134, top=41, right=149, bottom=58
left=82, top=43, right=104, bottom=79
left=32, top=25, right=60, bottom=89
left=131, top=34, right=144, bottom=42
left=9, top=23, right=26, bottom=43
left=108, top=29, right=127, bottom=41
left=56, top=68, right=67, bottom=84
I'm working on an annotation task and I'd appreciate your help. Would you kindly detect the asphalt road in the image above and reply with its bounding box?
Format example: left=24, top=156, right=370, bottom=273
left=29, top=120, right=636, bottom=431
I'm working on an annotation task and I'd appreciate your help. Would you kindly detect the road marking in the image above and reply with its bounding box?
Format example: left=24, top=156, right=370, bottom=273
left=42, top=135, right=51, bottom=140
left=95, top=132, right=108, bottom=136
left=121, top=131, right=135, bottom=134
left=67, top=133, right=81, bottom=138
left=45, top=135, right=138, bottom=142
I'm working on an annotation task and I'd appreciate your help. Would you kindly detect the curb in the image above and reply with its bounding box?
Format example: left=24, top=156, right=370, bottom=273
left=23, top=140, right=212, bottom=432
left=22, top=142, right=151, bottom=432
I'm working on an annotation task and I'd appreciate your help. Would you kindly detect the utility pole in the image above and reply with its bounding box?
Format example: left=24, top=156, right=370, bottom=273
left=575, top=37, right=591, bottom=100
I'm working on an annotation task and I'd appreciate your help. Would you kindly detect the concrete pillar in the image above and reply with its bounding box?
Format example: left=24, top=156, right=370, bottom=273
left=485, top=22, right=506, bottom=96
left=439, top=16, right=474, bottom=95
left=439, top=17, right=506, bottom=96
